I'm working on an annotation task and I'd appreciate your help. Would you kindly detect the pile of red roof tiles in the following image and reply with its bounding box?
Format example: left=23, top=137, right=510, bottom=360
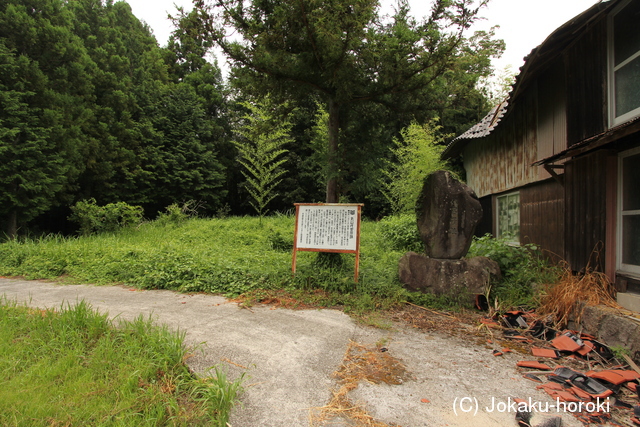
left=480, top=310, right=640, bottom=426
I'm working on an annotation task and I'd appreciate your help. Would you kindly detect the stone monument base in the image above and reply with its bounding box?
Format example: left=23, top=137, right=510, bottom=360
left=398, top=252, right=501, bottom=300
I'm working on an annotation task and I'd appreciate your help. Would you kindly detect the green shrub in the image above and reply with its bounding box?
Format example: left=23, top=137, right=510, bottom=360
left=378, top=214, right=423, bottom=252
left=379, top=121, right=451, bottom=214
left=468, top=234, right=535, bottom=272
left=156, top=201, right=199, bottom=226
left=69, top=199, right=143, bottom=235
left=467, top=234, right=560, bottom=308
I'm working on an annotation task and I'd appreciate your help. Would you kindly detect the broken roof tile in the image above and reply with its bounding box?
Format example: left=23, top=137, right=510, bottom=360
left=587, top=369, right=640, bottom=385
left=531, top=347, right=560, bottom=359
left=569, top=386, right=592, bottom=401
left=550, top=390, right=581, bottom=402
left=523, top=373, right=543, bottom=383
left=536, top=382, right=566, bottom=392
left=576, top=340, right=595, bottom=356
left=517, top=360, right=552, bottom=370
left=551, top=334, right=583, bottom=352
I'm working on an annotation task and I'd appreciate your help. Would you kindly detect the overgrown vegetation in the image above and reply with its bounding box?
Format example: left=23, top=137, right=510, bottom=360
left=155, top=201, right=201, bottom=227
left=375, top=214, right=561, bottom=309
left=377, top=213, right=422, bottom=252
left=0, top=215, right=410, bottom=314
left=69, top=199, right=144, bottom=236
left=0, top=300, right=243, bottom=427
left=380, top=121, right=452, bottom=214
left=467, top=234, right=561, bottom=309
left=0, top=215, right=564, bottom=313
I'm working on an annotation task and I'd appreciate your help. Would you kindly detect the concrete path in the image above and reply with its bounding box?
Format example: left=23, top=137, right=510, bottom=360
left=0, top=279, right=582, bottom=427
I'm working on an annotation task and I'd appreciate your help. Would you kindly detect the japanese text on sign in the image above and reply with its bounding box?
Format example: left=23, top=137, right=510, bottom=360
left=296, top=205, right=357, bottom=251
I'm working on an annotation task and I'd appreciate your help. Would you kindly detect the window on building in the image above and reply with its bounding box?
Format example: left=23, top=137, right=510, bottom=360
left=609, top=0, right=640, bottom=126
left=618, top=148, right=640, bottom=276
left=496, top=192, right=520, bottom=244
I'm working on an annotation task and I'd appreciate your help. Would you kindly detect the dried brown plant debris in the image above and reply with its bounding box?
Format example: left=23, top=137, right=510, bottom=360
left=537, top=263, right=619, bottom=328
left=388, top=304, right=472, bottom=334
left=309, top=341, right=408, bottom=427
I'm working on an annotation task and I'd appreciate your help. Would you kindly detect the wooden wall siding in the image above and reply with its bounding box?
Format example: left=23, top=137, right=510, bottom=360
left=520, top=180, right=565, bottom=261
left=564, top=152, right=609, bottom=272
left=537, top=61, right=568, bottom=180
left=464, top=90, right=539, bottom=198
left=565, top=18, right=607, bottom=146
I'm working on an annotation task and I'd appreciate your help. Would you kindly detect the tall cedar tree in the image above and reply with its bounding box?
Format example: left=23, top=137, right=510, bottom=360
left=0, top=0, right=230, bottom=236
left=0, top=0, right=94, bottom=238
left=197, top=0, right=493, bottom=203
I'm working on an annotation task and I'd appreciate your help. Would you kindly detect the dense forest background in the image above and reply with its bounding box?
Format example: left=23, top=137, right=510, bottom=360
left=0, top=0, right=504, bottom=237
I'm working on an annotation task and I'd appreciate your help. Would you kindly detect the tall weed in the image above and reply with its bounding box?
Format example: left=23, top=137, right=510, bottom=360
left=0, top=215, right=420, bottom=311
left=377, top=214, right=422, bottom=252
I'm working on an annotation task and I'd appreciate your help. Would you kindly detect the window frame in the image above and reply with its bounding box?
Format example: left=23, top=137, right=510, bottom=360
left=495, top=191, right=520, bottom=245
left=617, top=146, right=640, bottom=277
left=608, top=0, right=640, bottom=127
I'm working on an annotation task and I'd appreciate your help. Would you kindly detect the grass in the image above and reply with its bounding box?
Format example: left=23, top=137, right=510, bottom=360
left=0, top=215, right=414, bottom=313
left=0, top=215, right=569, bottom=426
left=0, top=214, right=564, bottom=313
left=0, top=299, right=243, bottom=427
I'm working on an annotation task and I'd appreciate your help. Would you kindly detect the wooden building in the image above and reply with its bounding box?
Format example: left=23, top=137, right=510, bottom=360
left=443, top=0, right=640, bottom=311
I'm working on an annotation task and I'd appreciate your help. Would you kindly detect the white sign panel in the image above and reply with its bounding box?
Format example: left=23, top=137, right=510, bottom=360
left=296, top=205, right=358, bottom=251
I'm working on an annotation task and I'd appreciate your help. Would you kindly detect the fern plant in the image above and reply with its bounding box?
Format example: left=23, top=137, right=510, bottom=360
left=234, top=96, right=294, bottom=221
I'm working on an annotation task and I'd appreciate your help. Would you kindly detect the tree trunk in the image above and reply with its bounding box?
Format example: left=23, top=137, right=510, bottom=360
left=6, top=209, right=17, bottom=240
left=326, top=99, right=340, bottom=203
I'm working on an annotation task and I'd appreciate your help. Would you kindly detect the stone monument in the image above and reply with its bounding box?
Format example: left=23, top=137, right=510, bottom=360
left=398, top=170, right=500, bottom=299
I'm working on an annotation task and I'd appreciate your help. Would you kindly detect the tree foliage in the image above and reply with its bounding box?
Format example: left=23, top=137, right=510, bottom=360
left=380, top=121, right=451, bottom=214
left=0, top=0, right=504, bottom=236
left=0, top=0, right=229, bottom=237
left=0, top=0, right=93, bottom=237
left=196, top=0, right=502, bottom=202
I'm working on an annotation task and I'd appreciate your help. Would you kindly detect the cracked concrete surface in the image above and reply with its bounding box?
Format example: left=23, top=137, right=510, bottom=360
left=0, top=278, right=582, bottom=427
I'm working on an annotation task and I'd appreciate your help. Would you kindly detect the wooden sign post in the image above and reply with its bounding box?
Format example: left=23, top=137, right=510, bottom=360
left=292, top=203, right=364, bottom=282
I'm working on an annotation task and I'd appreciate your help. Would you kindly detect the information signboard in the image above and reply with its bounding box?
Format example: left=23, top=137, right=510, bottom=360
left=292, top=203, right=363, bottom=282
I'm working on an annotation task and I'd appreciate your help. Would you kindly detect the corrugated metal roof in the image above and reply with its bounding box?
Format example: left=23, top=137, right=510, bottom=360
left=442, top=0, right=616, bottom=160
left=442, top=100, right=508, bottom=159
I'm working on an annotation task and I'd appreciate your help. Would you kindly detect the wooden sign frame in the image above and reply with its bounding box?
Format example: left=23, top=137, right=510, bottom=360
left=292, top=203, right=364, bottom=282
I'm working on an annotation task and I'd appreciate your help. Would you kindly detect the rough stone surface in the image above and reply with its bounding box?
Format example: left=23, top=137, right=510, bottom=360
left=416, top=170, right=482, bottom=259
left=568, top=304, right=640, bottom=363
left=398, top=251, right=500, bottom=298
